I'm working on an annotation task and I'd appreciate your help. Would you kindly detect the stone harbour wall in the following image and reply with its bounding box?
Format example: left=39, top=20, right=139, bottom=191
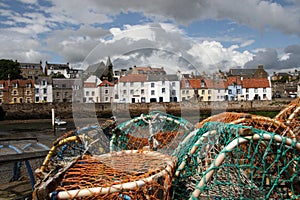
left=0, top=100, right=291, bottom=120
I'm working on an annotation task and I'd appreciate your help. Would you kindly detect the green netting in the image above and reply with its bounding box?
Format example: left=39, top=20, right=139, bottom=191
left=110, top=111, right=195, bottom=155
left=172, top=122, right=300, bottom=199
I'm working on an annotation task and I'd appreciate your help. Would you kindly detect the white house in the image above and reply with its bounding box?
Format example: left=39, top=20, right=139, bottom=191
left=241, top=78, right=272, bottom=100
left=114, top=74, right=180, bottom=103
left=98, top=80, right=114, bottom=103
left=205, top=79, right=228, bottom=101
left=83, top=75, right=101, bottom=103
left=34, top=77, right=53, bottom=103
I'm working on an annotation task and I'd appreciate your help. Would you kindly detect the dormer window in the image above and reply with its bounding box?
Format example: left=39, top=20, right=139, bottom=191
left=13, top=83, right=18, bottom=88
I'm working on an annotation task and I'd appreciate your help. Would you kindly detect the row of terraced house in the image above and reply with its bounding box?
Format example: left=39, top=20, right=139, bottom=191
left=0, top=58, right=299, bottom=104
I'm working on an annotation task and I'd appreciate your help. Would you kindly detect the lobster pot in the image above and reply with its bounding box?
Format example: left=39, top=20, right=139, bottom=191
left=35, top=150, right=177, bottom=200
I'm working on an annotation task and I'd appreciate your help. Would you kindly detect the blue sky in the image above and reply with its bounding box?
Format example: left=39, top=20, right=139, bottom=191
left=0, top=0, right=300, bottom=74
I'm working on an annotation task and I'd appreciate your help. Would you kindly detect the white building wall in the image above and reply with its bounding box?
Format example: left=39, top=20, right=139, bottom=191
left=34, top=80, right=53, bottom=103
left=213, top=89, right=227, bottom=101
left=242, top=87, right=272, bottom=100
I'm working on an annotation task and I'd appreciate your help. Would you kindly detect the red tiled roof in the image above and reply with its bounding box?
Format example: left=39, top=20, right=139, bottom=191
left=84, top=82, right=97, bottom=88
left=135, top=66, right=164, bottom=71
left=209, top=79, right=228, bottom=89
left=242, top=78, right=270, bottom=88
left=99, top=80, right=114, bottom=87
left=119, top=74, right=147, bottom=82
left=227, top=76, right=242, bottom=85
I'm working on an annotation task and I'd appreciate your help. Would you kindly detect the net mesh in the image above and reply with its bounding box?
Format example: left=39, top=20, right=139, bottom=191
left=35, top=150, right=176, bottom=200
left=110, top=111, right=195, bottom=156
left=33, top=98, right=300, bottom=200
left=173, top=122, right=300, bottom=199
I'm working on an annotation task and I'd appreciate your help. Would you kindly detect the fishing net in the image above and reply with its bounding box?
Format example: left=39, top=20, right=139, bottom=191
left=275, top=98, right=300, bottom=140
left=110, top=111, right=195, bottom=156
left=34, top=150, right=177, bottom=200
left=230, top=114, right=296, bottom=140
left=172, top=122, right=300, bottom=199
left=195, top=112, right=246, bottom=128
left=275, top=97, right=300, bottom=122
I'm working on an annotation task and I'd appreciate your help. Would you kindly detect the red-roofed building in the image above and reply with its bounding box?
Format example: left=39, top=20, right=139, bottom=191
left=98, top=79, right=114, bottom=103
left=128, top=66, right=166, bottom=75
left=241, top=78, right=272, bottom=100
left=114, top=73, right=180, bottom=103
left=0, top=79, right=34, bottom=104
left=180, top=79, right=201, bottom=101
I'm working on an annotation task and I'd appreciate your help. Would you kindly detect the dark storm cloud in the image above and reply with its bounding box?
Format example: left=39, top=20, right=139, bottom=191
left=244, top=45, right=300, bottom=71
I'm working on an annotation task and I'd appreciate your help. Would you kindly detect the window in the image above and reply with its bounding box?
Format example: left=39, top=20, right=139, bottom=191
left=86, top=91, right=89, bottom=96
left=0, top=91, right=2, bottom=96
left=201, top=80, right=205, bottom=87
left=65, top=92, right=68, bottom=97
left=141, top=82, right=144, bottom=87
left=201, top=90, right=205, bottom=95
left=43, top=88, right=47, bottom=94
left=91, top=91, right=95, bottom=96
left=162, top=88, right=166, bottom=93
left=218, top=89, right=220, bottom=93
left=208, top=96, right=211, bottom=101
left=208, top=90, right=211, bottom=94
left=246, top=88, right=249, bottom=93
left=26, top=83, right=31, bottom=88
left=130, top=89, right=134, bottom=94
left=182, top=90, right=185, bottom=94
left=151, top=90, right=155, bottom=95
left=0, top=99, right=2, bottom=104
left=0, top=84, right=3, bottom=88
left=141, top=89, right=144, bottom=94
left=228, top=89, right=232, bottom=94
left=26, top=98, right=31, bottom=103
left=42, top=80, right=47, bottom=85
left=14, top=98, right=17, bottom=103
left=62, top=84, right=66, bottom=88
left=13, top=83, right=18, bottom=88
left=123, top=90, right=127, bottom=94
left=123, top=82, right=126, bottom=86
left=26, top=90, right=30, bottom=95
left=105, top=89, right=109, bottom=94
left=35, top=88, right=39, bottom=93
left=162, top=81, right=165, bottom=86
left=151, top=83, right=155, bottom=88
left=130, top=82, right=134, bottom=87
left=172, top=82, right=175, bottom=87
left=43, top=97, right=47, bottom=101
left=254, top=88, right=258, bottom=93
left=105, top=97, right=109, bottom=102
left=263, top=88, right=266, bottom=93
left=171, top=90, right=176, bottom=95
left=237, top=89, right=241, bottom=94
left=56, top=92, right=60, bottom=97
left=13, top=90, right=17, bottom=95
left=115, top=94, right=119, bottom=99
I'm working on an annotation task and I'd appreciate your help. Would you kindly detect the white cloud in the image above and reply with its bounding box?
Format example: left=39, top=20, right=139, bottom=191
left=17, top=0, right=38, bottom=4
left=82, top=23, right=254, bottom=74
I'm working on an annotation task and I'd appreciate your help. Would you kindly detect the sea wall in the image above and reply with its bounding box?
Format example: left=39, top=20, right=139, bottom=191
left=0, top=100, right=291, bottom=120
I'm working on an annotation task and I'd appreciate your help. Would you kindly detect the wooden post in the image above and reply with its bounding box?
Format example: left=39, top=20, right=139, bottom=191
left=52, top=108, right=55, bottom=130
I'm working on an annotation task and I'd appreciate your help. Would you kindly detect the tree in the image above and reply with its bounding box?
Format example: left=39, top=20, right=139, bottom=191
left=0, top=59, right=22, bottom=80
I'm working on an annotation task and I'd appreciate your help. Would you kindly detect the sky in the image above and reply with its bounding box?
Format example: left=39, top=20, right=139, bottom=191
left=1, top=0, right=300, bottom=75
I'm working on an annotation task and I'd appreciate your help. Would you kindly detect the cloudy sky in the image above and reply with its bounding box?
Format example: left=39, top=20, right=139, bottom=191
left=1, top=0, right=300, bottom=75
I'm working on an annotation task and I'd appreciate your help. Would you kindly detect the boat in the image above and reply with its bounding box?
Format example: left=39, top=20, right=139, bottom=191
left=54, top=117, right=67, bottom=126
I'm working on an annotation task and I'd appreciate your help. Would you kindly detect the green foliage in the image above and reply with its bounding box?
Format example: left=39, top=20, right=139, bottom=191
left=0, top=59, right=22, bottom=80
left=51, top=74, right=65, bottom=78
